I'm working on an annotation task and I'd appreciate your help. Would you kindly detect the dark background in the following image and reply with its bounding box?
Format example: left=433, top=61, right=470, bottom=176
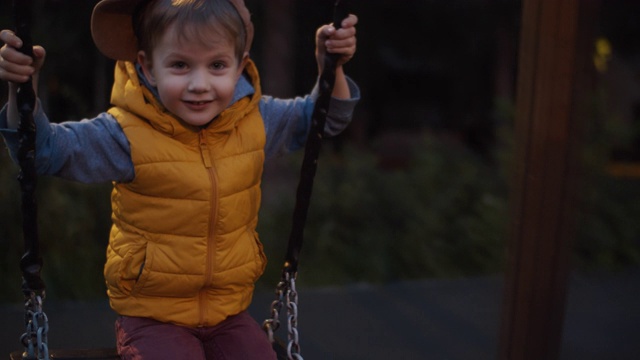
left=0, top=1, right=639, bottom=358
left=0, top=0, right=638, bottom=297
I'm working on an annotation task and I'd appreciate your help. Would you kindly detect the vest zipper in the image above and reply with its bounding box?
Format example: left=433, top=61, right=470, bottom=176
left=198, top=131, right=218, bottom=325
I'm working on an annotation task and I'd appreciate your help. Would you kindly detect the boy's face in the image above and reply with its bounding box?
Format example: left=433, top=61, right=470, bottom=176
left=138, top=23, right=246, bottom=127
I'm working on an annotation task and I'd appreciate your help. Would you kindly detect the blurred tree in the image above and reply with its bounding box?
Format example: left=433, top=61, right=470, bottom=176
left=258, top=0, right=296, bottom=98
left=315, top=0, right=523, bottom=160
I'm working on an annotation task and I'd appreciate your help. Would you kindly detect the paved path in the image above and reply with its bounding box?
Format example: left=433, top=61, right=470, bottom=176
left=2, top=268, right=638, bottom=359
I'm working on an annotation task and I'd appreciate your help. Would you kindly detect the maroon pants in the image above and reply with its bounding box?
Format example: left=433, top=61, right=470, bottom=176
left=115, top=311, right=277, bottom=360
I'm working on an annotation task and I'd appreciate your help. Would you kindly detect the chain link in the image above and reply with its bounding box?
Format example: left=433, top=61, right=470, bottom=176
left=263, top=272, right=303, bottom=360
left=263, top=280, right=285, bottom=343
left=20, top=292, right=49, bottom=360
left=285, top=275, right=301, bottom=360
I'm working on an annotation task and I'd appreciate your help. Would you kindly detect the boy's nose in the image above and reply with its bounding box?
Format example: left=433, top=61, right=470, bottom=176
left=187, top=73, right=210, bottom=93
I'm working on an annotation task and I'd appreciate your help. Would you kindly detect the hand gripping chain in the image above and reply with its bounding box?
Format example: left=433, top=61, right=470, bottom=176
left=262, top=1, right=349, bottom=359
left=12, top=1, right=50, bottom=359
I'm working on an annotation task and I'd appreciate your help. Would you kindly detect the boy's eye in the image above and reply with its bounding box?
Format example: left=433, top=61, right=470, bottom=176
left=211, top=62, right=225, bottom=70
left=171, top=61, right=187, bottom=69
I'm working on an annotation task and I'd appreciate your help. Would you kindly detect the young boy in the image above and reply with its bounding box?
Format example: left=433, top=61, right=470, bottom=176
left=0, top=0, right=359, bottom=358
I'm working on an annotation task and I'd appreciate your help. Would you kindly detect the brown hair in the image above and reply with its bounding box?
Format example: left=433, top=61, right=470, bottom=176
left=133, top=0, right=247, bottom=61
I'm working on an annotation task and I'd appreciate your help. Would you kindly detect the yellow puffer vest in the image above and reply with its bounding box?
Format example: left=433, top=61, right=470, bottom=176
left=104, top=59, right=266, bottom=327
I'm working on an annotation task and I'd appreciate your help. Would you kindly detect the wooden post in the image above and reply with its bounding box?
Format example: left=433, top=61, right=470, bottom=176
left=498, top=0, right=585, bottom=359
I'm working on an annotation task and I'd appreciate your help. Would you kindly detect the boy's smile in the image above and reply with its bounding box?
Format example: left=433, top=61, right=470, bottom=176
left=138, top=23, right=246, bottom=127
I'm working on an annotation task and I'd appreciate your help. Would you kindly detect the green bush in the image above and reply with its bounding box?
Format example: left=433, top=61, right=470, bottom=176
left=576, top=175, right=640, bottom=270
left=1, top=149, right=111, bottom=302
left=257, top=135, right=510, bottom=287
left=2, top=126, right=640, bottom=302
left=574, top=100, right=640, bottom=271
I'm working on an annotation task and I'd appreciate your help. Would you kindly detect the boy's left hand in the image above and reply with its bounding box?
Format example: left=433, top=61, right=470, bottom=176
left=315, top=14, right=358, bottom=72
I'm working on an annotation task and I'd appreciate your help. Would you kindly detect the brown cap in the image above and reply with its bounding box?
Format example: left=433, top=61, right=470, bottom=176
left=91, top=0, right=254, bottom=62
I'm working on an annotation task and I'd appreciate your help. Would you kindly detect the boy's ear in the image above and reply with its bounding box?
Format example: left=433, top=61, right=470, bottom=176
left=137, top=50, right=156, bottom=86
left=236, top=52, right=249, bottom=79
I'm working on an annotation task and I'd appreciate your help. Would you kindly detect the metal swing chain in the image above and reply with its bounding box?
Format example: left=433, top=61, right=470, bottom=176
left=12, top=1, right=50, bottom=359
left=263, top=2, right=349, bottom=360
left=264, top=272, right=302, bottom=360
left=20, top=293, right=49, bottom=360
left=263, top=282, right=284, bottom=343
left=284, top=274, right=301, bottom=360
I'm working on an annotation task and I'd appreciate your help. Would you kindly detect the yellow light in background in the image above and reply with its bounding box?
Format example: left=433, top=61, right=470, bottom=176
left=593, top=37, right=612, bottom=73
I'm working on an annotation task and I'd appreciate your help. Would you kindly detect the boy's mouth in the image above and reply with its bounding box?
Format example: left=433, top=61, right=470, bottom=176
left=182, top=100, right=213, bottom=112
left=183, top=100, right=213, bottom=109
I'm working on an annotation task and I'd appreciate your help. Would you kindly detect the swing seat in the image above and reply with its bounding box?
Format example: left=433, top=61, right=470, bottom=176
left=10, top=341, right=288, bottom=359
left=9, top=348, right=119, bottom=360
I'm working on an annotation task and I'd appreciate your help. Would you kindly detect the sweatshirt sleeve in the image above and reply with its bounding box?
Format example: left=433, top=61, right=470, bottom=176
left=0, top=102, right=134, bottom=183
left=260, top=76, right=360, bottom=159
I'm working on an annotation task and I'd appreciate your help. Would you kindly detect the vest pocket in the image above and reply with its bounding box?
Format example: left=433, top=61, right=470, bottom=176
left=128, top=241, right=204, bottom=297
left=115, top=241, right=148, bottom=295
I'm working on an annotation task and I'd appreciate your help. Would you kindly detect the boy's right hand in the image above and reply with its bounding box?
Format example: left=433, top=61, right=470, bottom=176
left=0, top=29, right=46, bottom=84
